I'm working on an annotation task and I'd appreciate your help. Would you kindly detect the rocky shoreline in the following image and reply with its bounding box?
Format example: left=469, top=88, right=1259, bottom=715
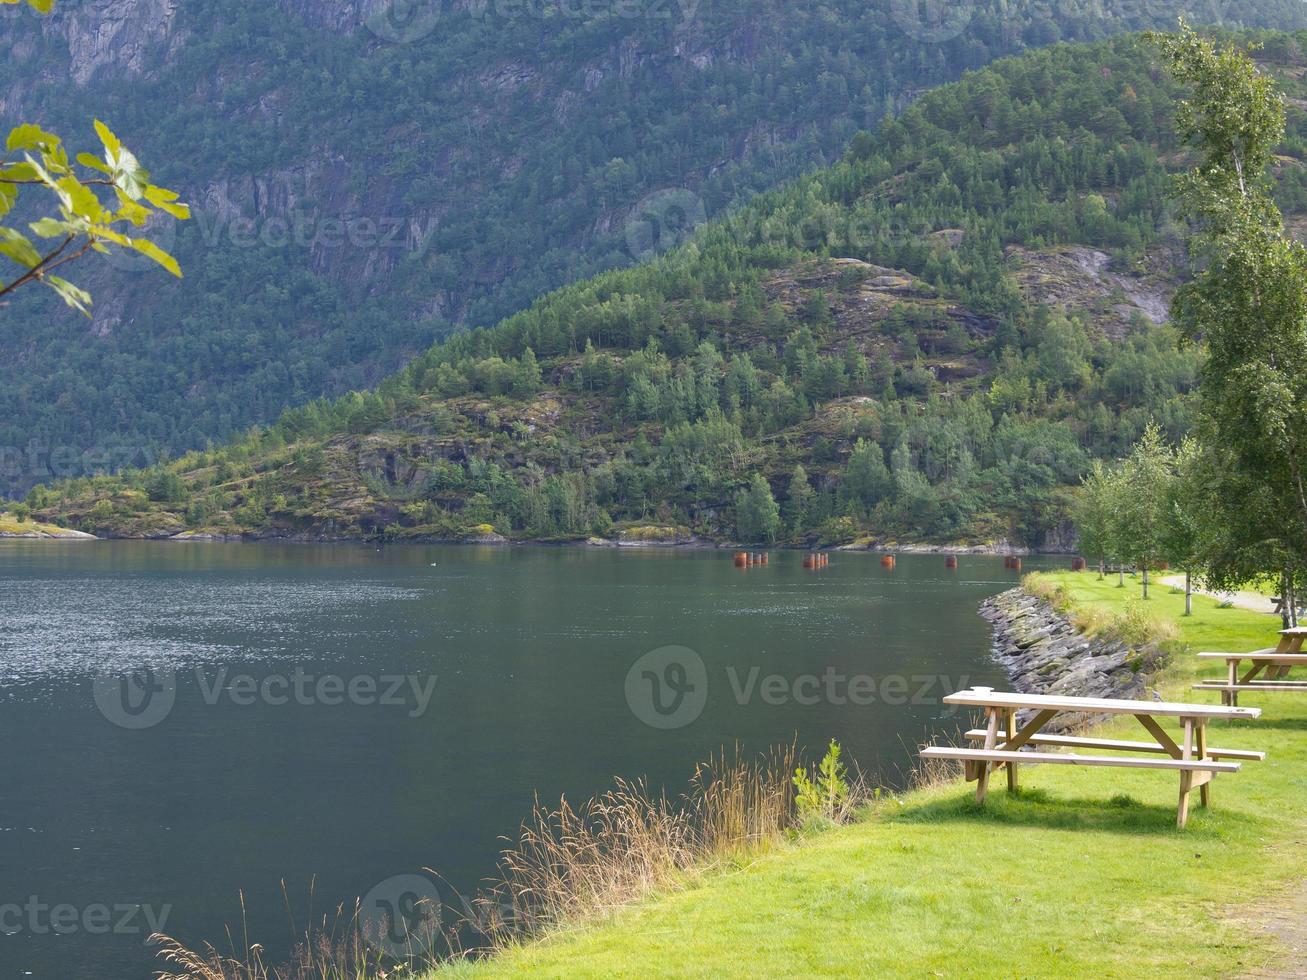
left=979, top=587, right=1160, bottom=730
left=0, top=525, right=96, bottom=540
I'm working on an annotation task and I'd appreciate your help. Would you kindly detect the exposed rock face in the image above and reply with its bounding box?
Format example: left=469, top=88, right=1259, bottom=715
left=0, top=525, right=96, bottom=539
left=40, top=0, right=182, bottom=85
left=1006, top=244, right=1174, bottom=337
left=979, top=587, right=1161, bottom=730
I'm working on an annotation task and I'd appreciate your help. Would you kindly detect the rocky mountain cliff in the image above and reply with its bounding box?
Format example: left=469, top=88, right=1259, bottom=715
left=25, top=33, right=1307, bottom=549
left=3, top=1, right=1306, bottom=496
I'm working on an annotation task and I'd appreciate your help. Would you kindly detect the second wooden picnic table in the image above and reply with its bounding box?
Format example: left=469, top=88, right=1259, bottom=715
left=921, top=689, right=1263, bottom=827
left=1195, top=626, right=1307, bottom=706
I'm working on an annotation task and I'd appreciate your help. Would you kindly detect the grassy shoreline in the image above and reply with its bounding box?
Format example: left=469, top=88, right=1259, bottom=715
left=433, top=572, right=1307, bottom=978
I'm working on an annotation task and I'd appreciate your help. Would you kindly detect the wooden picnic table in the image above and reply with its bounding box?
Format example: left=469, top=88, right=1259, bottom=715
left=1194, top=627, right=1307, bottom=706
left=919, top=688, right=1263, bottom=828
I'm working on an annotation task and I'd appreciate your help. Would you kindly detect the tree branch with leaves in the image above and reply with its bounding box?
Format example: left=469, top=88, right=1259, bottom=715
left=0, top=0, right=189, bottom=314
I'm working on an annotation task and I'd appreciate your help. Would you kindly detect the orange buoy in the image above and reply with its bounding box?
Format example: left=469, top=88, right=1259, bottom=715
left=1003, top=556, right=1014, bottom=569
left=945, top=555, right=958, bottom=569
left=734, top=551, right=748, bottom=567
left=1010, top=557, right=1022, bottom=572
left=880, top=554, right=895, bottom=569
left=760, top=553, right=769, bottom=565
left=802, top=555, right=814, bottom=569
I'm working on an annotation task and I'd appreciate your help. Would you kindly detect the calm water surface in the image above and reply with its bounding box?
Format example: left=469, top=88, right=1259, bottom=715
left=0, top=542, right=1047, bottom=978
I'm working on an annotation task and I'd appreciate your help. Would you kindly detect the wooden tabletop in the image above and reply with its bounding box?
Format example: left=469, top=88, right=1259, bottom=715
left=943, top=689, right=1262, bottom=720
left=1279, top=627, right=1307, bottom=637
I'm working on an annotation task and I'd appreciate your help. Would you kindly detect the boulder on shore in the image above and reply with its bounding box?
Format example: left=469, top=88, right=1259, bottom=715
left=978, top=587, right=1162, bottom=731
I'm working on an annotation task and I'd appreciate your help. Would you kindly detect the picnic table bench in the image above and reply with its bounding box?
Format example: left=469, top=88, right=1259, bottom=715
left=1194, top=626, right=1307, bottom=706
left=919, top=688, right=1263, bottom=828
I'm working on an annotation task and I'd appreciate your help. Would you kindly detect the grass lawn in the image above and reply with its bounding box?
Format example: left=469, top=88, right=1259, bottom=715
left=436, top=573, right=1307, bottom=978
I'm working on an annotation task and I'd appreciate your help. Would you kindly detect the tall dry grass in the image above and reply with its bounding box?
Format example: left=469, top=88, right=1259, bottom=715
left=151, top=885, right=432, bottom=980
left=1023, top=572, right=1180, bottom=653
left=468, top=743, right=801, bottom=945
left=150, top=744, right=859, bottom=979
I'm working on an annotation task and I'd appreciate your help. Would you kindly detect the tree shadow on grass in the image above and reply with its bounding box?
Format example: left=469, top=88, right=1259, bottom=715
left=890, top=785, right=1264, bottom=837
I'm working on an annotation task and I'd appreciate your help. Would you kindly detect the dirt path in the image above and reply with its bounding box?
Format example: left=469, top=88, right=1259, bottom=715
left=1235, top=874, right=1307, bottom=977
left=1176, top=589, right=1307, bottom=978
left=1158, top=574, right=1280, bottom=616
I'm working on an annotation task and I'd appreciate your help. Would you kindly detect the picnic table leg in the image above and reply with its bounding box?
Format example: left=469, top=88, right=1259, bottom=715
left=1225, top=659, right=1237, bottom=707
left=975, top=707, right=999, bottom=804
left=1268, top=635, right=1296, bottom=681
left=1286, top=635, right=1306, bottom=678
left=1196, top=723, right=1210, bottom=809
left=1177, top=718, right=1195, bottom=829
left=1005, top=709, right=1018, bottom=793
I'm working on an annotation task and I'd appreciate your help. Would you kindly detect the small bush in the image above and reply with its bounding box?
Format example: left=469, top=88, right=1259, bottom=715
left=794, top=740, right=852, bottom=824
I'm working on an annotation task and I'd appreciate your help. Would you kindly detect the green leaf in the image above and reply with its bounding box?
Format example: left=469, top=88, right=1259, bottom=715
left=0, top=227, right=42, bottom=269
left=75, top=152, right=111, bottom=175
left=0, top=162, right=40, bottom=182
left=143, top=184, right=191, bottom=220
left=92, top=120, right=122, bottom=161
left=113, top=194, right=151, bottom=226
left=57, top=177, right=104, bottom=222
left=142, top=184, right=180, bottom=204
left=128, top=237, right=182, bottom=277
left=28, top=217, right=73, bottom=239
left=156, top=200, right=190, bottom=220
left=6, top=123, right=59, bottom=153
left=0, top=184, right=16, bottom=220
left=43, top=276, right=92, bottom=316
left=90, top=227, right=130, bottom=248
left=26, top=0, right=56, bottom=12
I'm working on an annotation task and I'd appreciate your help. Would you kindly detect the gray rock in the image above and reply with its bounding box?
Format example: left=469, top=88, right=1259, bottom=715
left=976, top=587, right=1166, bottom=732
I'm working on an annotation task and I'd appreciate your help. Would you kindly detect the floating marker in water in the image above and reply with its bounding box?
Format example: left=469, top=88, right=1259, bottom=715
left=945, top=555, right=958, bottom=569
left=880, top=554, right=895, bottom=569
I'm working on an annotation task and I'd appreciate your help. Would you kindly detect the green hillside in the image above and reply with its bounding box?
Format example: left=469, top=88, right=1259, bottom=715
left=3, top=1, right=1306, bottom=496
left=19, top=32, right=1307, bottom=548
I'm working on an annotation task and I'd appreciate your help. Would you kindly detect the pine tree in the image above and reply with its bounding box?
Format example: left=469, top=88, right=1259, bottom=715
left=784, top=464, right=814, bottom=532
left=735, top=473, right=781, bottom=543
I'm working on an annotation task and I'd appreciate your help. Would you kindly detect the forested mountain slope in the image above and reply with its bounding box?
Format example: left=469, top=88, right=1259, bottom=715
left=3, top=1, right=1306, bottom=495
left=18, top=32, right=1307, bottom=548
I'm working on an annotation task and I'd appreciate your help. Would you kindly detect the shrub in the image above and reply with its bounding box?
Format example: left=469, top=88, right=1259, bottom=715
left=794, top=740, right=851, bottom=824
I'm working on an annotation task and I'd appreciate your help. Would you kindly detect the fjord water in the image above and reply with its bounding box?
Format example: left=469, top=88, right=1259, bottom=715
left=0, top=542, right=1044, bottom=978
